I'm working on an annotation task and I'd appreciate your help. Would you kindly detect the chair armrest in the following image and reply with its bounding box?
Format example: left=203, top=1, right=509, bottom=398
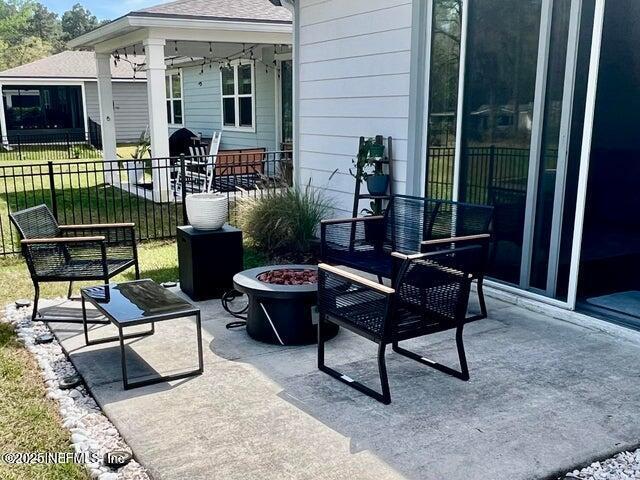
left=60, top=223, right=135, bottom=229
left=21, top=236, right=105, bottom=244
left=318, top=263, right=394, bottom=295
left=321, top=216, right=384, bottom=226
left=421, top=233, right=490, bottom=247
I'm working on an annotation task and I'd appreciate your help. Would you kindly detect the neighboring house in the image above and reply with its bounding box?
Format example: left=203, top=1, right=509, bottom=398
left=275, top=1, right=640, bottom=330
left=68, top=0, right=293, bottom=167
left=0, top=51, right=148, bottom=144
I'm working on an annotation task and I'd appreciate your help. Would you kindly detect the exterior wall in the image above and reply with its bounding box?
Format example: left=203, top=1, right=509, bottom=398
left=171, top=45, right=278, bottom=151
left=297, top=0, right=413, bottom=214
left=85, top=81, right=149, bottom=143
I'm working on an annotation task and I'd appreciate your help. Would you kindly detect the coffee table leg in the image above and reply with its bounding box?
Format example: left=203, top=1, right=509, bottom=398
left=81, top=295, right=90, bottom=345
left=196, top=311, right=203, bottom=374
left=119, top=326, right=130, bottom=390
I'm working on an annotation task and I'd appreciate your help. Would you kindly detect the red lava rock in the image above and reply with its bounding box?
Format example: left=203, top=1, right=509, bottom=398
left=258, top=268, right=317, bottom=285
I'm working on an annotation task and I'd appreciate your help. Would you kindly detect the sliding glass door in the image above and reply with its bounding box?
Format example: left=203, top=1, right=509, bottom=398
left=424, top=0, right=599, bottom=300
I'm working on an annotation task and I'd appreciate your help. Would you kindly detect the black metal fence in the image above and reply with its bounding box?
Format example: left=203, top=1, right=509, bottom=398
left=0, top=130, right=103, bottom=162
left=0, top=151, right=293, bottom=256
left=426, top=145, right=557, bottom=203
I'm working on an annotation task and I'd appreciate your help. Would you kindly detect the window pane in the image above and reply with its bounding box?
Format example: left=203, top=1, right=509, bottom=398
left=165, top=75, right=171, bottom=98
left=239, top=97, right=252, bottom=126
left=167, top=100, right=172, bottom=123
left=221, top=67, right=235, bottom=95
left=238, top=64, right=252, bottom=95
left=459, top=0, right=542, bottom=285
left=173, top=100, right=182, bottom=124
left=223, top=98, right=235, bottom=126
left=425, top=0, right=462, bottom=201
left=172, top=73, right=181, bottom=98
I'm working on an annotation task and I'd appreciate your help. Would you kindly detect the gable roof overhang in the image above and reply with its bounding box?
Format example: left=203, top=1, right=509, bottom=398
left=69, top=7, right=292, bottom=53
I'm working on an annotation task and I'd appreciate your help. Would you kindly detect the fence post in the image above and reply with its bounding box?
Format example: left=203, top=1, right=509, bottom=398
left=16, top=135, right=22, bottom=161
left=180, top=154, right=188, bottom=225
left=65, top=133, right=71, bottom=159
left=47, top=161, right=58, bottom=220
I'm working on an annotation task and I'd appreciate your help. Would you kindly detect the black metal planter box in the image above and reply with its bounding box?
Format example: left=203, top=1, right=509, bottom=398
left=177, top=225, right=243, bottom=301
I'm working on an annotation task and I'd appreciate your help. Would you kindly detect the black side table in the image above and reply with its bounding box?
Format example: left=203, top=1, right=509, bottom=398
left=177, top=225, right=243, bottom=301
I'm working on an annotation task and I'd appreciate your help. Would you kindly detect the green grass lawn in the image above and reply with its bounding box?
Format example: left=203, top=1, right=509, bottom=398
left=0, top=155, right=183, bottom=256
left=0, top=239, right=267, bottom=479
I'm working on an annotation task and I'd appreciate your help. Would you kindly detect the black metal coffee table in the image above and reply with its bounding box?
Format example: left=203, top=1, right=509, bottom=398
left=81, top=279, right=203, bottom=390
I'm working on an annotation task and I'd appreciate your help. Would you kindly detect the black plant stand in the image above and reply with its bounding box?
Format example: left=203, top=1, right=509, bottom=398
left=177, top=225, right=243, bottom=301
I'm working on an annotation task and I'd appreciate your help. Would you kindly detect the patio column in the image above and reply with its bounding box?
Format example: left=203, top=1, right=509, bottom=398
left=143, top=38, right=170, bottom=198
left=95, top=53, right=118, bottom=184
left=0, top=82, right=8, bottom=146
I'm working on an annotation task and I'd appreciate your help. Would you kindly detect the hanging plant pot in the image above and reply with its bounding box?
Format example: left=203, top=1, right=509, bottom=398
left=369, top=143, right=385, bottom=158
left=366, top=174, right=389, bottom=196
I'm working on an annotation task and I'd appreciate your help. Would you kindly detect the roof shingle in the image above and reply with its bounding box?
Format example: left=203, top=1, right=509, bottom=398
left=0, top=51, right=145, bottom=80
left=134, top=0, right=292, bottom=23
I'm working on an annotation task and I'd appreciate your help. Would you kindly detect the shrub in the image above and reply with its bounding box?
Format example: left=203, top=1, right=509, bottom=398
left=237, top=185, right=331, bottom=259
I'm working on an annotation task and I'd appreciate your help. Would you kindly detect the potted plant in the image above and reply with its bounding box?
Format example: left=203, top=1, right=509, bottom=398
left=118, top=129, right=150, bottom=185
left=361, top=201, right=386, bottom=246
left=350, top=138, right=389, bottom=196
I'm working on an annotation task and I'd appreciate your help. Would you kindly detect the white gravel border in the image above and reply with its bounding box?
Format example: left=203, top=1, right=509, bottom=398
left=563, top=450, right=640, bottom=480
left=2, top=301, right=150, bottom=480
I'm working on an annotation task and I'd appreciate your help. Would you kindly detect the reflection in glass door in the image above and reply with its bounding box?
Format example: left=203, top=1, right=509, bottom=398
left=458, top=0, right=543, bottom=284
left=425, top=0, right=462, bottom=200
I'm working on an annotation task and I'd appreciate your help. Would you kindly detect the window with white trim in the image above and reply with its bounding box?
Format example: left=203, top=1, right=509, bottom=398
left=220, top=62, right=254, bottom=131
left=165, top=70, right=183, bottom=125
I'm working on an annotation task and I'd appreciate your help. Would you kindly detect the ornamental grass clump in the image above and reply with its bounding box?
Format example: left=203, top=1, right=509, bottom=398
left=238, top=185, right=331, bottom=259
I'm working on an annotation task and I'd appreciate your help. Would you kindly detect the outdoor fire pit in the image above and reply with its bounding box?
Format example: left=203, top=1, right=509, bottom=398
left=232, top=265, right=338, bottom=345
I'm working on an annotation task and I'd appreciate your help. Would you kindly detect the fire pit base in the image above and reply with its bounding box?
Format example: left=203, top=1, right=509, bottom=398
left=232, top=265, right=338, bottom=346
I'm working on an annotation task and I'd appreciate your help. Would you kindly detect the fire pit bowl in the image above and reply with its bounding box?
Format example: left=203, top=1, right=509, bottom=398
left=232, top=265, right=338, bottom=345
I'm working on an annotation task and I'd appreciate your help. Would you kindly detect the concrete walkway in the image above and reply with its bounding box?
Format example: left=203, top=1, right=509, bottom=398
left=45, top=293, right=640, bottom=480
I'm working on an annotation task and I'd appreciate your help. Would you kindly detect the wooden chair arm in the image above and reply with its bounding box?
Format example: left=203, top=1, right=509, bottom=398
left=21, top=236, right=106, bottom=244
left=421, top=233, right=490, bottom=246
left=59, top=223, right=135, bottom=229
left=318, top=263, right=395, bottom=295
left=321, top=216, right=384, bottom=226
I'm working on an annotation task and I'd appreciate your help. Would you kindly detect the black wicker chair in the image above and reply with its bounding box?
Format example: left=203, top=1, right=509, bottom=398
left=317, top=245, right=482, bottom=404
left=320, top=195, right=494, bottom=320
left=9, top=205, right=140, bottom=322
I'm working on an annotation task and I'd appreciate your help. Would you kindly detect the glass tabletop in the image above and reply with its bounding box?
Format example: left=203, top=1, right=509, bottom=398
left=81, top=280, right=197, bottom=325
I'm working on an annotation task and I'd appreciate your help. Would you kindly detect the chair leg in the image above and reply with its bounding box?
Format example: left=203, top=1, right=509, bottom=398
left=67, top=281, right=74, bottom=300
left=31, top=282, right=40, bottom=322
left=477, top=277, right=488, bottom=319
left=392, top=325, right=469, bottom=381
left=318, top=315, right=391, bottom=404
left=134, top=261, right=140, bottom=280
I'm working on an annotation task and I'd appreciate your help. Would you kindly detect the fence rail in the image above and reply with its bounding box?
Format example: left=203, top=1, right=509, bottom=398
left=426, top=145, right=557, bottom=203
left=0, top=151, right=293, bottom=256
left=0, top=130, right=103, bottom=162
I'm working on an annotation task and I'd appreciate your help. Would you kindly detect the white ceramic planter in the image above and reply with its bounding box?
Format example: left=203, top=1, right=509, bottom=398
left=186, top=193, right=228, bottom=231
left=125, top=160, right=146, bottom=184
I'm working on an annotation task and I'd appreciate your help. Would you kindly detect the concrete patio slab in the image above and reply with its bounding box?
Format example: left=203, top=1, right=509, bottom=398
left=45, top=293, right=640, bottom=480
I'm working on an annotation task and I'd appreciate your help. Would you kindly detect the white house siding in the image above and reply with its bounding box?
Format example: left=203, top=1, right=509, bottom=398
left=171, top=46, right=278, bottom=152
left=297, top=0, right=413, bottom=214
left=84, top=81, right=149, bottom=143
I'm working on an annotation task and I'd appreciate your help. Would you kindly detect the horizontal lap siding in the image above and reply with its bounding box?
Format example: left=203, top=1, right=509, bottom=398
left=177, top=47, right=277, bottom=151
left=113, top=82, right=149, bottom=143
left=298, top=0, right=413, bottom=214
left=85, top=81, right=149, bottom=144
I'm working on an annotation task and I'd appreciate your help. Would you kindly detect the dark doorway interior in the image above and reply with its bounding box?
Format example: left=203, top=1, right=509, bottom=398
left=578, top=0, right=640, bottom=326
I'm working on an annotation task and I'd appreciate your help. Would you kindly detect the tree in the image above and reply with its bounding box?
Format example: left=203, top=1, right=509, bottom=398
left=0, top=0, right=35, bottom=44
left=0, top=35, right=53, bottom=70
left=28, top=3, right=60, bottom=41
left=61, top=3, right=99, bottom=42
